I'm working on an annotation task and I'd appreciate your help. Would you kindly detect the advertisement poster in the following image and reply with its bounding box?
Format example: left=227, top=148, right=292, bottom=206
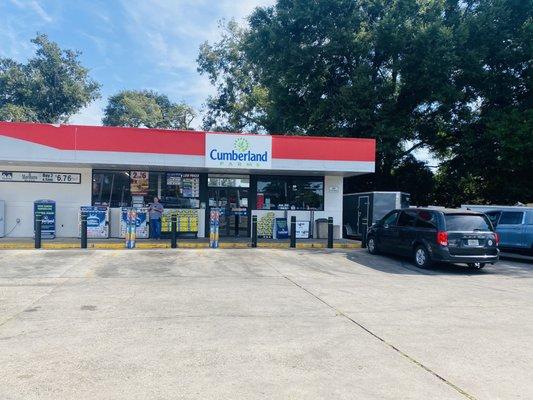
left=166, top=173, right=181, bottom=186
left=1, top=171, right=80, bottom=184
left=130, top=171, right=149, bottom=195
left=161, top=209, right=199, bottom=233
left=34, top=200, right=56, bottom=239
left=166, top=173, right=200, bottom=198
left=274, top=218, right=289, bottom=239
left=257, top=212, right=275, bottom=238
left=80, top=206, right=109, bottom=238
left=295, top=221, right=310, bottom=239
left=120, top=207, right=149, bottom=238
left=124, top=208, right=137, bottom=249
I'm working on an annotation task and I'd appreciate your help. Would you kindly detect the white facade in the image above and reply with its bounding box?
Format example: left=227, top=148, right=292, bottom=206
left=0, top=165, right=342, bottom=239
left=0, top=165, right=92, bottom=237
left=0, top=123, right=375, bottom=240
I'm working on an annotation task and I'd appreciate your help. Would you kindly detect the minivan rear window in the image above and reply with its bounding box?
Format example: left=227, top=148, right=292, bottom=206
left=445, top=214, right=492, bottom=231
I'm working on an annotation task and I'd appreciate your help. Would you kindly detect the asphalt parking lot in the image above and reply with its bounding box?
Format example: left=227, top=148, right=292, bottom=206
left=0, top=249, right=531, bottom=400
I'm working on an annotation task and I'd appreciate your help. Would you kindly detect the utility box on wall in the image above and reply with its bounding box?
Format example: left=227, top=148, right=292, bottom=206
left=343, top=191, right=410, bottom=238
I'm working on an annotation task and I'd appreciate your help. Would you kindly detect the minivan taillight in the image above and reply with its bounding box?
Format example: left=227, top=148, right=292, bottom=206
left=437, top=231, right=448, bottom=246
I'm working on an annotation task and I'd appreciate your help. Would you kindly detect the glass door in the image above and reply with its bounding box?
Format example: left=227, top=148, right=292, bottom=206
left=207, top=175, right=250, bottom=237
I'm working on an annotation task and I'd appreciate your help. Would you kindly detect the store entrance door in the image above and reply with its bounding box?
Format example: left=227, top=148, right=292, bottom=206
left=207, top=175, right=250, bottom=237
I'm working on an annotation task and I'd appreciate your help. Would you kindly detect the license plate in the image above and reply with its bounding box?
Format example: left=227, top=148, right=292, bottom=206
left=467, top=239, right=479, bottom=246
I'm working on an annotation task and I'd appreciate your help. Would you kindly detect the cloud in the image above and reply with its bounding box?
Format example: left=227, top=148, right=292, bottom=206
left=69, top=98, right=106, bottom=126
left=119, top=0, right=275, bottom=72
left=9, top=0, right=53, bottom=23
left=114, top=0, right=274, bottom=120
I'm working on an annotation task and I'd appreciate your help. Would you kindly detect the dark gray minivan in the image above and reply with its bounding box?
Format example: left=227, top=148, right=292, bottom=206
left=366, top=208, right=499, bottom=268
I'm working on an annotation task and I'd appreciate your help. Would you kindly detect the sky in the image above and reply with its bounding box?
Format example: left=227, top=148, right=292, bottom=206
left=0, top=0, right=275, bottom=128
left=0, top=0, right=436, bottom=164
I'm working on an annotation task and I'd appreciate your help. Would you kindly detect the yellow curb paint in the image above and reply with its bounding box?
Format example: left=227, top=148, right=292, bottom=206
left=0, top=241, right=360, bottom=250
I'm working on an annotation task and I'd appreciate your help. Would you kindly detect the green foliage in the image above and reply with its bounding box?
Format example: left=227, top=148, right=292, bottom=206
left=0, top=34, right=100, bottom=123
left=102, top=90, right=195, bottom=129
left=198, top=0, right=532, bottom=205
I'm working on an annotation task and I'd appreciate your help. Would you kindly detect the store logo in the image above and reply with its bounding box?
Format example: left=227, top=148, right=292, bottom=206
left=205, top=133, right=271, bottom=168
left=234, top=137, right=250, bottom=152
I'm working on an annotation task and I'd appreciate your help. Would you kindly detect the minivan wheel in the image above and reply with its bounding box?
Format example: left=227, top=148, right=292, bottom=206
left=414, top=246, right=432, bottom=268
left=468, top=262, right=486, bottom=269
left=367, top=236, right=379, bottom=255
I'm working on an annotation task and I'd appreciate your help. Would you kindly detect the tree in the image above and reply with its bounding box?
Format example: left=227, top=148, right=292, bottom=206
left=198, top=1, right=464, bottom=186
left=198, top=0, right=532, bottom=205
left=0, top=34, right=100, bottom=123
left=102, top=90, right=195, bottom=129
left=432, top=0, right=533, bottom=205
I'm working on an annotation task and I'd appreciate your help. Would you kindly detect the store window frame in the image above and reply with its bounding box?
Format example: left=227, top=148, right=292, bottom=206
left=92, top=170, right=202, bottom=209
left=91, top=170, right=132, bottom=208
left=255, top=175, right=325, bottom=211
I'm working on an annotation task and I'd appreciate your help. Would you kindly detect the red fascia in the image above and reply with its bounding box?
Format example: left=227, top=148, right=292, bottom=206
left=0, top=122, right=376, bottom=162
left=272, top=135, right=375, bottom=161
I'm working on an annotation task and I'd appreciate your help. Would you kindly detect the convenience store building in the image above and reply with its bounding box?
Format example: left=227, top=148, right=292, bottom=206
left=0, top=122, right=375, bottom=240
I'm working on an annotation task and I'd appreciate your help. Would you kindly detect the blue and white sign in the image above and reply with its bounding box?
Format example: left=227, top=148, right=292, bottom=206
left=34, top=200, right=56, bottom=239
left=205, top=133, right=272, bottom=169
left=120, top=207, right=149, bottom=238
left=80, top=206, right=109, bottom=238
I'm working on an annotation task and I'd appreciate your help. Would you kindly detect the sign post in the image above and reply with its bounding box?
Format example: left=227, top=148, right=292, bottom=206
left=209, top=209, right=220, bottom=248
left=125, top=208, right=137, bottom=249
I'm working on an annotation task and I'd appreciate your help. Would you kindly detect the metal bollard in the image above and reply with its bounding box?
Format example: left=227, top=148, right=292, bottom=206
left=171, top=215, right=177, bottom=249
left=361, top=226, right=367, bottom=248
left=290, top=216, right=296, bottom=248
left=251, top=215, right=258, bottom=248
left=80, top=212, right=87, bottom=249
left=34, top=216, right=42, bottom=249
left=234, top=214, right=240, bottom=237
left=327, top=217, right=334, bottom=249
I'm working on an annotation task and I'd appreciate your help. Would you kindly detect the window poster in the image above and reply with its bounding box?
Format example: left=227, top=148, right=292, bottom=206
left=130, top=171, right=149, bottom=195
left=166, top=173, right=200, bottom=198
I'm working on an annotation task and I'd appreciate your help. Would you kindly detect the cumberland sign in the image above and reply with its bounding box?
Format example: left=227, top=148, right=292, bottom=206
left=205, top=133, right=272, bottom=169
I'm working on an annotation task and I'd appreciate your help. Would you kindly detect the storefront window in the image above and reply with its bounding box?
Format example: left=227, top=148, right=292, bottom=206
left=291, top=177, right=324, bottom=210
left=256, top=176, right=324, bottom=210
left=161, top=173, right=200, bottom=208
left=208, top=174, right=250, bottom=188
left=92, top=170, right=131, bottom=207
left=256, top=176, right=290, bottom=210
left=92, top=170, right=200, bottom=208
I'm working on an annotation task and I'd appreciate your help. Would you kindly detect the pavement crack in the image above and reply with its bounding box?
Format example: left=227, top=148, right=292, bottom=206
left=278, top=272, right=478, bottom=400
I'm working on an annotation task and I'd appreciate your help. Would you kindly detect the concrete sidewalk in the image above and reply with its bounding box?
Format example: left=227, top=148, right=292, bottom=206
left=0, top=249, right=531, bottom=399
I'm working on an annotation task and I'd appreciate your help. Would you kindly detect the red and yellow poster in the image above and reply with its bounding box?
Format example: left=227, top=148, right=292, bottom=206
left=130, top=171, right=149, bottom=195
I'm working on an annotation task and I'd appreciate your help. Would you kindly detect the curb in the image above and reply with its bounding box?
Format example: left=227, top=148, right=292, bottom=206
left=0, top=242, right=361, bottom=250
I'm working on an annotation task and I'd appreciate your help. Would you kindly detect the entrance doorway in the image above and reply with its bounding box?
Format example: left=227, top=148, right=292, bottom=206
left=207, top=174, right=250, bottom=237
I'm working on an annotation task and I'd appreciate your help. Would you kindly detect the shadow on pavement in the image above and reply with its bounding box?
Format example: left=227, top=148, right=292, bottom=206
left=345, top=249, right=533, bottom=278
